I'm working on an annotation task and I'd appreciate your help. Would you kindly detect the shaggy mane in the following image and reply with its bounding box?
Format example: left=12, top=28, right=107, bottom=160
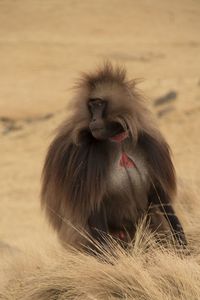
left=77, top=62, right=128, bottom=89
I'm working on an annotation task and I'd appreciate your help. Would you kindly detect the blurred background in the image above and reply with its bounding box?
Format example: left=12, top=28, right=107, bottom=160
left=0, top=0, right=199, bottom=247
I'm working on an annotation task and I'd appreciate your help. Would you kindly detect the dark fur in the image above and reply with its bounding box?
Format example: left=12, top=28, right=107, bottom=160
left=41, top=62, right=186, bottom=248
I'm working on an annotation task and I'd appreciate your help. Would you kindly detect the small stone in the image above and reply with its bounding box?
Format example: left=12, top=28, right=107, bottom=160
left=154, top=90, right=177, bottom=106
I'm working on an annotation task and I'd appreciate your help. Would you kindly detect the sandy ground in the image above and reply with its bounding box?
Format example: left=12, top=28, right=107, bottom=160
left=0, top=0, right=200, bottom=255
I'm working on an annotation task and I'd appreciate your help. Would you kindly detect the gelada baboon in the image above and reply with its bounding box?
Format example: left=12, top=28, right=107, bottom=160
left=41, top=62, right=187, bottom=250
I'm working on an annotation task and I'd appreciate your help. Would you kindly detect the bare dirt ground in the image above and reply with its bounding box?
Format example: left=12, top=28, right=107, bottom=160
left=0, top=0, right=200, bottom=299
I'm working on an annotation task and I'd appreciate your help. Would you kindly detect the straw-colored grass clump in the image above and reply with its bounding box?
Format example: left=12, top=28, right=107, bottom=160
left=0, top=184, right=200, bottom=300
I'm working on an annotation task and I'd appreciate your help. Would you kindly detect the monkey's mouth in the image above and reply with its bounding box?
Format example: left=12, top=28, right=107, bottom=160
left=89, top=122, right=127, bottom=140
left=91, top=127, right=104, bottom=131
left=107, top=122, right=126, bottom=137
left=90, top=127, right=106, bottom=140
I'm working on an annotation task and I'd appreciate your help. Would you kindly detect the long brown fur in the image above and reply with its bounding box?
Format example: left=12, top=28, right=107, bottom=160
left=41, top=62, right=182, bottom=249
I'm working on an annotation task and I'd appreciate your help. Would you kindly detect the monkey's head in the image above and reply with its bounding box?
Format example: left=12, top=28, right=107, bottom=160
left=88, top=97, right=125, bottom=140
left=71, top=62, right=151, bottom=143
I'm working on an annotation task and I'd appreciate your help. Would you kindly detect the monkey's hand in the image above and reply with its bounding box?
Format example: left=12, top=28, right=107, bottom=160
left=88, top=204, right=109, bottom=245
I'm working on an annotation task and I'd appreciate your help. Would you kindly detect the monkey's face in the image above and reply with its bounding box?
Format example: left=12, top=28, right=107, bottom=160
left=88, top=98, right=124, bottom=140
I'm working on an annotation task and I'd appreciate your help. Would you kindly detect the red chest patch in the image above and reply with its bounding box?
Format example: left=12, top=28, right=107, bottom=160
left=109, top=131, right=135, bottom=169
left=120, top=152, right=135, bottom=168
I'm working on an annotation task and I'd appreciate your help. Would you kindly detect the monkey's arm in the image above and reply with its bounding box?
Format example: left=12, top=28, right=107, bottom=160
left=138, top=130, right=187, bottom=246
left=88, top=203, right=109, bottom=244
left=148, top=187, right=187, bottom=246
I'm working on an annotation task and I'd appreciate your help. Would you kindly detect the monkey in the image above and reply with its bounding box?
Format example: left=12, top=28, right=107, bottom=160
left=41, top=62, right=187, bottom=250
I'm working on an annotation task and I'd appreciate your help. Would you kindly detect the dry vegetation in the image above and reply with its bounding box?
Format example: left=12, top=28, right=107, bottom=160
left=1, top=191, right=200, bottom=300
left=0, top=0, right=200, bottom=299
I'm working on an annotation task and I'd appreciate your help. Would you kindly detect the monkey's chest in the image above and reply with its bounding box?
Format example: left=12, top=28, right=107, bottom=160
left=106, top=149, right=150, bottom=220
left=109, top=149, right=149, bottom=190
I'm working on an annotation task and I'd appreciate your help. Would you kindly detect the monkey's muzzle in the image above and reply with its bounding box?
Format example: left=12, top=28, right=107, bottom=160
left=90, top=128, right=106, bottom=140
left=89, top=121, right=107, bottom=140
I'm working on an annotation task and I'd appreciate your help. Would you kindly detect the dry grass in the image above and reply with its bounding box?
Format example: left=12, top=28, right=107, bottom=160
left=0, top=184, right=200, bottom=300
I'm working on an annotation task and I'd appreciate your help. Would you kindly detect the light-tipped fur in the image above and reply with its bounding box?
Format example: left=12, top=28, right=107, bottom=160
left=41, top=62, right=180, bottom=248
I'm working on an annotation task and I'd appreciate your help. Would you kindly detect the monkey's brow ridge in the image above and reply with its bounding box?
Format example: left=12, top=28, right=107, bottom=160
left=89, top=97, right=104, bottom=102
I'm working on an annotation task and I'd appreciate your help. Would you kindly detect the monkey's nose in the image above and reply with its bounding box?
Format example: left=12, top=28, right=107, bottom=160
left=90, top=120, right=104, bottom=130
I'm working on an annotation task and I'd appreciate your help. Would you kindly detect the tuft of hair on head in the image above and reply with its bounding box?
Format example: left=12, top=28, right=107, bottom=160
left=75, top=61, right=137, bottom=91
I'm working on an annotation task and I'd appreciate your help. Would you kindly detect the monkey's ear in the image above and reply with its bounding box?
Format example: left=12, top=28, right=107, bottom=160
left=138, top=130, right=176, bottom=198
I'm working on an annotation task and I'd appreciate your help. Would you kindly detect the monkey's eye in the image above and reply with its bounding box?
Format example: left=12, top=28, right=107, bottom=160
left=88, top=98, right=106, bottom=110
left=88, top=101, right=93, bottom=108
